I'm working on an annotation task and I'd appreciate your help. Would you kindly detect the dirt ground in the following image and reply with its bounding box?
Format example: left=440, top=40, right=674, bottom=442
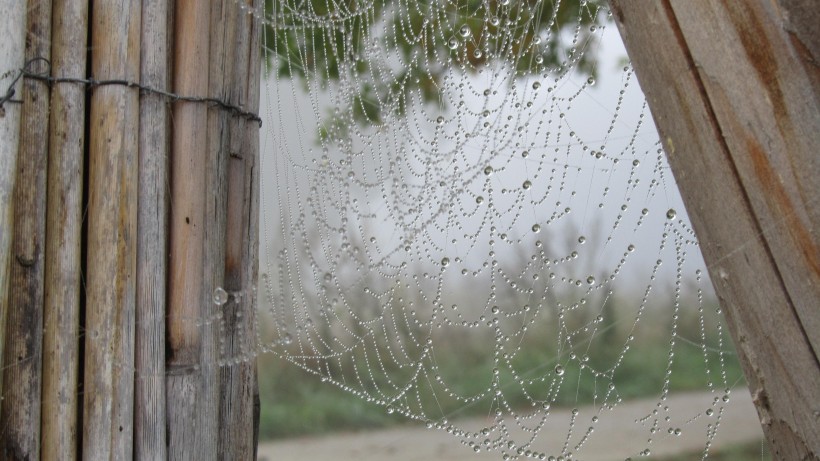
left=257, top=389, right=763, bottom=460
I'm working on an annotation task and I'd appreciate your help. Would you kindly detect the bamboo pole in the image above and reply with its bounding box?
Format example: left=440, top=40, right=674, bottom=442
left=166, top=0, right=213, bottom=458
left=206, top=0, right=237, bottom=458
left=0, top=0, right=51, bottom=458
left=609, top=0, right=819, bottom=458
left=41, top=0, right=88, bottom=459
left=135, top=0, right=171, bottom=459
left=83, top=0, right=141, bottom=458
left=0, top=0, right=27, bottom=405
left=218, top=1, right=262, bottom=458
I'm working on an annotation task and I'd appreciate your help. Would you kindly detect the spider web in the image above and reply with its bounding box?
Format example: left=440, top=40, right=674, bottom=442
left=249, top=0, right=741, bottom=458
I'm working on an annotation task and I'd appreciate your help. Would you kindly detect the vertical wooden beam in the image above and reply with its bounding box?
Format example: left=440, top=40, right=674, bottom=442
left=83, top=0, right=140, bottom=458
left=135, top=0, right=171, bottom=459
left=0, top=0, right=51, bottom=458
left=609, top=0, right=819, bottom=459
left=166, top=0, right=214, bottom=458
left=41, top=0, right=87, bottom=459
left=206, top=0, right=236, bottom=457
left=219, top=1, right=263, bottom=457
left=0, top=0, right=27, bottom=405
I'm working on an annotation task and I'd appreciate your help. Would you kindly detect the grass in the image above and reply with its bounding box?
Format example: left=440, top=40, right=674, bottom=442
left=256, top=293, right=747, bottom=441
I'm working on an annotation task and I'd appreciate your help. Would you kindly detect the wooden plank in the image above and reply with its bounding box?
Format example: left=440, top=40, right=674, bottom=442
left=135, top=0, right=171, bottom=459
left=166, top=0, right=212, bottom=458
left=83, top=0, right=141, bottom=458
left=608, top=1, right=819, bottom=459
left=0, top=0, right=27, bottom=404
left=41, top=0, right=88, bottom=459
left=218, top=1, right=262, bottom=458
left=0, top=0, right=51, bottom=458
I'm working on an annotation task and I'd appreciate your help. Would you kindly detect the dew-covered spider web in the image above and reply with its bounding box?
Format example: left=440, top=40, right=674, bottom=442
left=249, top=0, right=747, bottom=458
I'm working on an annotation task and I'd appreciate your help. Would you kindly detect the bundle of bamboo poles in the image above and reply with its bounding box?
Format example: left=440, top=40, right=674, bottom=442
left=0, top=0, right=261, bottom=459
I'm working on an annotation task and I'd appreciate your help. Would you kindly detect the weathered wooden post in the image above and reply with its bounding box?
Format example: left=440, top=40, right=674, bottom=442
left=0, top=0, right=51, bottom=458
left=41, top=0, right=87, bottom=458
left=0, top=0, right=26, bottom=404
left=609, top=1, right=819, bottom=459
left=1, top=0, right=261, bottom=459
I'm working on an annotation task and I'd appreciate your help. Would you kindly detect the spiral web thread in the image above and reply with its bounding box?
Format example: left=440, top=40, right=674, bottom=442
left=246, top=0, right=742, bottom=459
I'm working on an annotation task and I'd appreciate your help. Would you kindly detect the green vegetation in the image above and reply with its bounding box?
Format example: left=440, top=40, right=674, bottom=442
left=264, top=0, right=605, bottom=125
left=257, top=292, right=746, bottom=440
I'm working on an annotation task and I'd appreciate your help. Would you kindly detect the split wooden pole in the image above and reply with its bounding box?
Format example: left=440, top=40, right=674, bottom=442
left=135, top=0, right=171, bottom=459
left=0, top=0, right=52, bottom=458
left=610, top=0, right=819, bottom=458
left=218, top=1, right=262, bottom=458
left=166, top=0, right=217, bottom=458
left=83, top=0, right=141, bottom=458
left=0, top=0, right=27, bottom=404
left=0, top=0, right=262, bottom=458
left=41, top=0, right=88, bottom=459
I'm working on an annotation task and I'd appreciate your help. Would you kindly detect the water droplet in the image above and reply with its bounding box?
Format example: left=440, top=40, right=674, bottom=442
left=213, top=287, right=228, bottom=306
left=587, top=76, right=595, bottom=86
left=473, top=49, right=483, bottom=59
left=532, top=224, right=541, bottom=233
left=459, top=25, right=471, bottom=38
left=521, top=150, right=529, bottom=158
left=587, top=276, right=595, bottom=285
left=441, top=257, right=450, bottom=267
left=632, top=159, right=640, bottom=167
left=281, top=333, right=293, bottom=346
left=578, top=236, right=586, bottom=244
left=532, top=81, right=541, bottom=90
left=436, top=115, right=445, bottom=125
left=475, top=196, right=484, bottom=204
left=522, top=180, right=532, bottom=189
left=386, top=405, right=395, bottom=414
left=554, top=365, right=565, bottom=376
left=666, top=208, right=677, bottom=219
left=484, top=165, right=494, bottom=176
left=447, top=37, right=459, bottom=50
left=627, top=244, right=635, bottom=252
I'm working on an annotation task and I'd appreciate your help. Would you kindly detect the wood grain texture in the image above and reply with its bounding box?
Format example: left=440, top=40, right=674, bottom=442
left=83, top=0, right=140, bottom=459
left=135, top=0, right=171, bottom=459
left=0, top=1, right=51, bottom=458
left=166, top=0, right=213, bottom=458
left=609, top=1, right=819, bottom=459
left=41, top=0, right=87, bottom=459
left=218, top=1, right=261, bottom=458
left=0, top=0, right=27, bottom=407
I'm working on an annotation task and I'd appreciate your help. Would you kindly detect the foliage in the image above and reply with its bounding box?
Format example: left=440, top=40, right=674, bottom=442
left=263, top=0, right=605, bottom=124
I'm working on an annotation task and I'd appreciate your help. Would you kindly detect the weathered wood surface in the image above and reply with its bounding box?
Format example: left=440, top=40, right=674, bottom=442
left=207, top=0, right=236, bottom=458
left=218, top=1, right=262, bottom=458
left=0, top=0, right=27, bottom=405
left=166, top=0, right=214, bottom=458
left=609, top=1, right=819, bottom=459
left=83, top=0, right=141, bottom=458
left=135, top=0, right=171, bottom=459
left=41, top=0, right=87, bottom=459
left=0, top=0, right=51, bottom=458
